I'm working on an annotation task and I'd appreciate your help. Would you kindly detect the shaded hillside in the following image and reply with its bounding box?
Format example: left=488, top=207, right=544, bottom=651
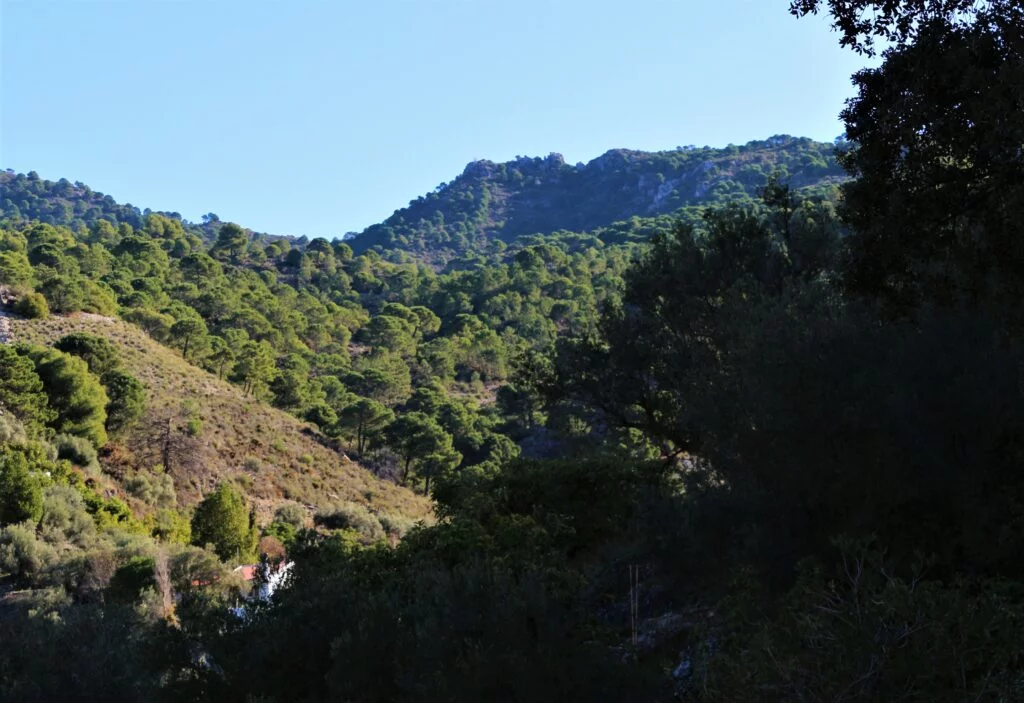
left=351, top=135, right=846, bottom=260
left=9, top=312, right=432, bottom=524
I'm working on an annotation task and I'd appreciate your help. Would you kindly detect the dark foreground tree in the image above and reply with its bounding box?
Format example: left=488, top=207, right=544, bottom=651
left=788, top=0, right=1016, bottom=53
left=836, top=10, right=1024, bottom=313
left=545, top=196, right=839, bottom=456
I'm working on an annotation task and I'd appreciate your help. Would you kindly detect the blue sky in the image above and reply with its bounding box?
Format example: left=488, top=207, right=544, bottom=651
left=1, top=1, right=870, bottom=238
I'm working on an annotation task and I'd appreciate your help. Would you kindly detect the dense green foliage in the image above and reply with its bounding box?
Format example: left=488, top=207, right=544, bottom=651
left=14, top=291, right=49, bottom=318
left=55, top=332, right=120, bottom=376
left=190, top=483, right=257, bottom=561
left=0, top=170, right=148, bottom=231
left=102, top=369, right=146, bottom=431
left=2, top=3, right=1024, bottom=698
left=0, top=345, right=54, bottom=431
left=838, top=7, right=1024, bottom=312
left=18, top=345, right=110, bottom=447
left=0, top=186, right=681, bottom=489
left=0, top=449, right=44, bottom=526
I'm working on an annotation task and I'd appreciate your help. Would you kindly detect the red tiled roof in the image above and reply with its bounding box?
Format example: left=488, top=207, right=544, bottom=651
left=234, top=565, right=258, bottom=581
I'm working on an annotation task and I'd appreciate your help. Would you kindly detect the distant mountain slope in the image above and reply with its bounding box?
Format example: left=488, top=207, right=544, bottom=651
left=0, top=170, right=289, bottom=246
left=9, top=312, right=432, bottom=524
left=1, top=169, right=150, bottom=230
left=4, top=134, right=845, bottom=264
left=350, top=135, right=846, bottom=260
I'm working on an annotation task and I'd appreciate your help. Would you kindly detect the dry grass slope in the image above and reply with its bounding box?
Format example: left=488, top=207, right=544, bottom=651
left=10, top=313, right=432, bottom=523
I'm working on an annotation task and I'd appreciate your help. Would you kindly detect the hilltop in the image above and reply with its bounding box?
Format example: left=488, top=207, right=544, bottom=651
left=349, top=135, right=845, bottom=261
left=0, top=170, right=294, bottom=247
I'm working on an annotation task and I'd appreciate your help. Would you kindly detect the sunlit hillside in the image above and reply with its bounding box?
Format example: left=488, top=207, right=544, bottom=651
left=10, top=312, right=432, bottom=524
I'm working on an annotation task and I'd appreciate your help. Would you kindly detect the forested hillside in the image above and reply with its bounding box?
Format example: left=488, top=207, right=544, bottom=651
left=351, top=135, right=845, bottom=260
left=2, top=0, right=1024, bottom=699
left=1, top=170, right=151, bottom=231
left=2, top=135, right=844, bottom=266
left=0, top=170, right=286, bottom=247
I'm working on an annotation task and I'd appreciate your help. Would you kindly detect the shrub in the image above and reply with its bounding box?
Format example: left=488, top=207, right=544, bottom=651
left=54, top=433, right=99, bottom=474
left=313, top=501, right=384, bottom=543
left=124, top=469, right=176, bottom=510
left=0, top=414, right=28, bottom=445
left=38, top=484, right=96, bottom=549
left=14, top=292, right=49, bottom=319
left=170, top=545, right=223, bottom=590
left=76, top=550, right=118, bottom=597
left=82, top=491, right=137, bottom=531
left=273, top=502, right=305, bottom=530
left=0, top=448, right=44, bottom=525
left=264, top=503, right=306, bottom=546
left=695, top=541, right=1024, bottom=701
left=0, top=521, right=56, bottom=579
left=107, top=555, right=156, bottom=603
left=151, top=508, right=191, bottom=543
left=377, top=511, right=418, bottom=540
left=122, top=307, right=174, bottom=342
left=258, top=535, right=287, bottom=562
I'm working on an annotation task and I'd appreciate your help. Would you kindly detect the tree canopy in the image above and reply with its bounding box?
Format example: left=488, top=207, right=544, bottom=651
left=191, top=482, right=257, bottom=561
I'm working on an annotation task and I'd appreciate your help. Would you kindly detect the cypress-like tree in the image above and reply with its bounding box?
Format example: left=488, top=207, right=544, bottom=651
left=191, top=482, right=256, bottom=561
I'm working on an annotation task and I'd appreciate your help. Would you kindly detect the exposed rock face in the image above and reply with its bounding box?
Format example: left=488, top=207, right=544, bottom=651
left=462, top=160, right=498, bottom=179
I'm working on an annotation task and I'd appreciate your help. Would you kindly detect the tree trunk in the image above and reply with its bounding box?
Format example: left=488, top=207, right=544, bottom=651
left=162, top=417, right=172, bottom=472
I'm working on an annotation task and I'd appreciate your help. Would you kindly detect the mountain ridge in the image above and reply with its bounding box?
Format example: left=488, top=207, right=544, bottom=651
left=349, top=134, right=846, bottom=261
left=3, top=134, right=845, bottom=261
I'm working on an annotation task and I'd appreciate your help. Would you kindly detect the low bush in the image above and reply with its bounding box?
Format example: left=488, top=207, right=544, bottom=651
left=314, top=501, right=385, bottom=543
left=14, top=292, right=49, bottom=319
